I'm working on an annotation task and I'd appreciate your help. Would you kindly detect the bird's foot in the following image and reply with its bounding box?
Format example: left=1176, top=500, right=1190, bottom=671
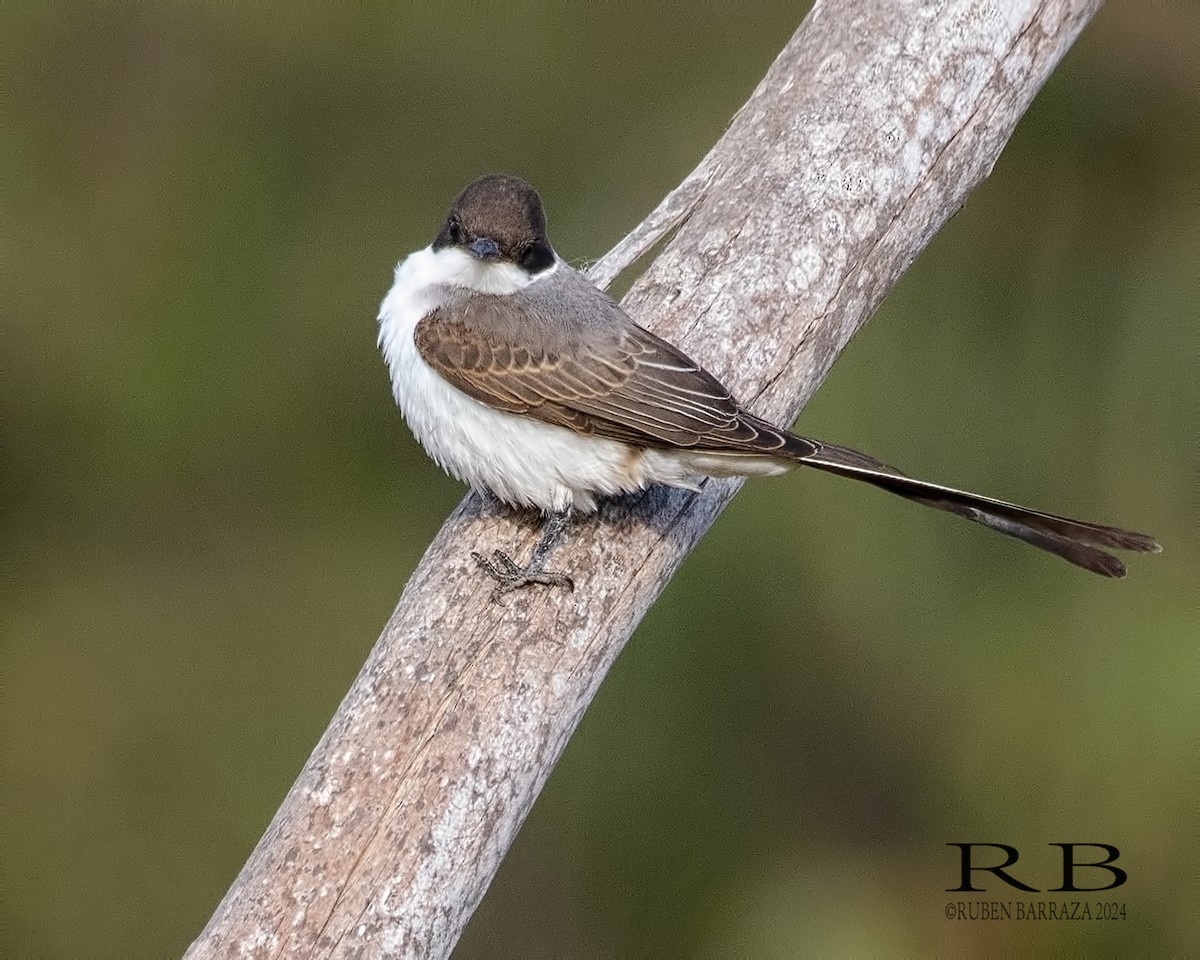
left=471, top=549, right=575, bottom=605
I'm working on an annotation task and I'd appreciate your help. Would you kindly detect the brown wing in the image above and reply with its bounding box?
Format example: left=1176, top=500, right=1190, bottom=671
left=414, top=305, right=808, bottom=455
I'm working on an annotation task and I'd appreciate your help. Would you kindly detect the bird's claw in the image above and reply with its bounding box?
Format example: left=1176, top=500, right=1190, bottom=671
left=471, top=549, right=575, bottom=604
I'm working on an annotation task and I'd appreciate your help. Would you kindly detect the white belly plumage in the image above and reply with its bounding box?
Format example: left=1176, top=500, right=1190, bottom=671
left=377, top=246, right=785, bottom=514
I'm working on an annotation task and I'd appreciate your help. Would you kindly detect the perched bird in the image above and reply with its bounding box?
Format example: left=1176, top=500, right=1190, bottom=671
left=378, top=174, right=1159, bottom=599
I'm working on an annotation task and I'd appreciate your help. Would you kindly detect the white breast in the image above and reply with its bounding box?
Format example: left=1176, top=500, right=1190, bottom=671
left=378, top=246, right=675, bottom=514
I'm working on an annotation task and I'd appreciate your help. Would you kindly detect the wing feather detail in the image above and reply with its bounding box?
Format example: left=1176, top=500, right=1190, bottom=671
left=414, top=304, right=763, bottom=450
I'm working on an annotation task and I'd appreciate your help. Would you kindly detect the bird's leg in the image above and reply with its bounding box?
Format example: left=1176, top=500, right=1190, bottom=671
left=472, top=510, right=575, bottom=604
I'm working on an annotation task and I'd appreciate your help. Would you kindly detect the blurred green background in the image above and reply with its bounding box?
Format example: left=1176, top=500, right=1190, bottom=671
left=3, top=2, right=1197, bottom=957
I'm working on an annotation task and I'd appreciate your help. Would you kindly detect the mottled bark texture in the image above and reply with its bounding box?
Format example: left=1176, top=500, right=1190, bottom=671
left=184, top=1, right=1103, bottom=957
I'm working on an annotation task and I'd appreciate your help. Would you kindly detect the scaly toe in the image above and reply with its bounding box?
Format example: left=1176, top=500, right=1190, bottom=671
left=472, top=550, right=574, bottom=604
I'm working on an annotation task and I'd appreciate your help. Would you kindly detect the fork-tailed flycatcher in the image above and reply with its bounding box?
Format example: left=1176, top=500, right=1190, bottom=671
left=378, top=174, right=1159, bottom=600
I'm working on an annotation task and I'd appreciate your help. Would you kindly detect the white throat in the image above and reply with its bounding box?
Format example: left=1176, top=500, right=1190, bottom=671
left=412, top=244, right=557, bottom=297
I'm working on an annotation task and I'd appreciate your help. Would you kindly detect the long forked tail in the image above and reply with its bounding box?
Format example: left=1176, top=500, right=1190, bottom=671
left=783, top=437, right=1160, bottom=577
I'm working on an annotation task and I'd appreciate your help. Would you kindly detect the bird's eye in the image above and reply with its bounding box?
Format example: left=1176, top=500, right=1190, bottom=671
left=519, top=240, right=554, bottom=273
left=446, top=219, right=463, bottom=243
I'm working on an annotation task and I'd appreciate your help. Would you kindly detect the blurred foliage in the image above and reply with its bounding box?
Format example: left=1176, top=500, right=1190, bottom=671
left=2, top=2, right=1197, bottom=958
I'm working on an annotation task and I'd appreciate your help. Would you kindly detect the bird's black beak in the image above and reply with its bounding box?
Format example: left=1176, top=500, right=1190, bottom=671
left=468, top=237, right=501, bottom=261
